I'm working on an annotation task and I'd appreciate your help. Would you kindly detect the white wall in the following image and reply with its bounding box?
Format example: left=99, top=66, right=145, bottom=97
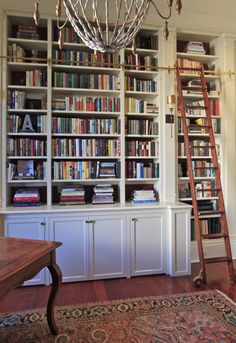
left=1, top=0, right=236, bottom=34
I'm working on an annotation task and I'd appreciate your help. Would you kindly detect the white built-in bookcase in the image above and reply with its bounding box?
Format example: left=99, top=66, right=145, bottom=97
left=2, top=14, right=162, bottom=208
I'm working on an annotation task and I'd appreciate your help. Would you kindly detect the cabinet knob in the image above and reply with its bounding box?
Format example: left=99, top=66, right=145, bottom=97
left=40, top=222, right=46, bottom=226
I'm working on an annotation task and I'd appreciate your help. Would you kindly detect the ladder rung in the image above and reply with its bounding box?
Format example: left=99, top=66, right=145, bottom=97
left=205, top=256, right=230, bottom=264
left=199, top=188, right=220, bottom=192
left=179, top=66, right=201, bottom=72
left=201, top=233, right=227, bottom=239
left=188, top=125, right=209, bottom=128
left=193, top=167, right=216, bottom=169
left=186, top=105, right=207, bottom=109
left=191, top=145, right=213, bottom=148
left=198, top=210, right=224, bottom=216
left=182, top=86, right=206, bottom=91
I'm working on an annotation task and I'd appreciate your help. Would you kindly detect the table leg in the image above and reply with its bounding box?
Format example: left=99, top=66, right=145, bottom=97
left=46, top=263, right=62, bottom=335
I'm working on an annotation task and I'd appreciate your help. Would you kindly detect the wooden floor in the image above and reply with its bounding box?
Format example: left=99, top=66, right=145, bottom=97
left=1, top=262, right=236, bottom=313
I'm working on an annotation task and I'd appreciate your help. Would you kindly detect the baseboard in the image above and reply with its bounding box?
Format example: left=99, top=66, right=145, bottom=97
left=191, top=235, right=236, bottom=262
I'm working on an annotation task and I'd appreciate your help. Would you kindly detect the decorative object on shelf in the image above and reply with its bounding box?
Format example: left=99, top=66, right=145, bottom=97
left=33, top=0, right=182, bottom=52
left=166, top=94, right=175, bottom=137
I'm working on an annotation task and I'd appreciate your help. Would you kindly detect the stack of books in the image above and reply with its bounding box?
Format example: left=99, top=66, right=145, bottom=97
left=132, top=189, right=158, bottom=204
left=92, top=184, right=114, bottom=204
left=184, top=41, right=206, bottom=55
left=16, top=25, right=39, bottom=40
left=146, top=103, right=159, bottom=114
left=13, top=188, right=41, bottom=207
left=59, top=185, right=85, bottom=205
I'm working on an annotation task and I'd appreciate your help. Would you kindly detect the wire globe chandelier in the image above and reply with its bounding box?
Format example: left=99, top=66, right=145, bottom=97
left=34, top=0, right=182, bottom=52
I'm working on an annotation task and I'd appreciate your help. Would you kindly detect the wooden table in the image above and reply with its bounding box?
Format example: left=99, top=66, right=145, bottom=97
left=0, top=236, right=62, bottom=335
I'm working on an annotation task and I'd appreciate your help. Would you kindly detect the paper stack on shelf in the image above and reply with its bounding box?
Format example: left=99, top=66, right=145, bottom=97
left=92, top=184, right=114, bottom=204
left=184, top=41, right=206, bottom=55
left=132, top=189, right=159, bottom=204
left=13, top=188, right=41, bottom=207
left=59, top=184, right=85, bottom=205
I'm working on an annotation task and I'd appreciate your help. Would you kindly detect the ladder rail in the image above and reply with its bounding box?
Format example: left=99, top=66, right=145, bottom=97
left=176, top=63, right=235, bottom=285
left=176, top=64, right=207, bottom=283
left=200, top=66, right=234, bottom=268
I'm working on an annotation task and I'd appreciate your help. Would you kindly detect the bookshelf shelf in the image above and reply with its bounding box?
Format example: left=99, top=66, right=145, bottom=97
left=52, top=88, right=120, bottom=95
left=8, top=109, right=48, bottom=113
left=177, top=52, right=218, bottom=63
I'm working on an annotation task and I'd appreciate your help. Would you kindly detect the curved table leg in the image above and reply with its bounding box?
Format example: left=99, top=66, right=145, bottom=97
left=46, top=262, right=62, bottom=335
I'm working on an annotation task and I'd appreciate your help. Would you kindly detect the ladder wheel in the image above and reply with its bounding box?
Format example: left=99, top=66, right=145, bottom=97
left=193, top=275, right=203, bottom=287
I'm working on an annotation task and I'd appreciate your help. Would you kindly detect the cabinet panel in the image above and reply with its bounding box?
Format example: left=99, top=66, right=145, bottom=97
left=89, top=215, right=127, bottom=279
left=49, top=216, right=89, bottom=282
left=4, top=216, right=46, bottom=285
left=130, top=212, right=165, bottom=276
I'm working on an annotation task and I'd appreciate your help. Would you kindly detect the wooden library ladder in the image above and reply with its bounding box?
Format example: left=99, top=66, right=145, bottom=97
left=176, top=63, right=235, bottom=286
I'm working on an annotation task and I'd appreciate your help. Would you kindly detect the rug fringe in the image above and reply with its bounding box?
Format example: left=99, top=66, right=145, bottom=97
left=215, top=289, right=236, bottom=306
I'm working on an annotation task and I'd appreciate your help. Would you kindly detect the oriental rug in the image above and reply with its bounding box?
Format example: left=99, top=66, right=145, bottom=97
left=1, top=289, right=236, bottom=343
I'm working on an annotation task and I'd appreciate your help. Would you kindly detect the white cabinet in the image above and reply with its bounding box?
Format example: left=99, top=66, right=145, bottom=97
left=48, top=215, right=89, bottom=283
left=4, top=216, right=47, bottom=285
left=129, top=211, right=165, bottom=276
left=49, top=213, right=127, bottom=281
left=89, top=214, right=127, bottom=279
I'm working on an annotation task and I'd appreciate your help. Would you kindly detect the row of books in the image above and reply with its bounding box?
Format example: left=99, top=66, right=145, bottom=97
left=178, top=117, right=221, bottom=134
left=53, top=72, right=119, bottom=90
left=177, top=58, right=201, bottom=74
left=53, top=161, right=120, bottom=180
left=125, top=54, right=158, bottom=71
left=25, top=70, right=47, bottom=87
left=191, top=217, right=221, bottom=241
left=8, top=43, right=26, bottom=62
left=52, top=96, right=120, bottom=112
left=135, top=34, right=158, bottom=50
left=184, top=99, right=220, bottom=117
left=8, top=138, right=47, bottom=157
left=178, top=180, right=217, bottom=199
left=53, top=26, right=81, bottom=44
left=125, top=76, right=156, bottom=93
left=8, top=91, right=47, bottom=110
left=126, top=162, right=159, bottom=179
left=178, top=141, right=220, bottom=157
left=52, top=138, right=120, bottom=157
left=126, top=140, right=158, bottom=157
left=125, top=119, right=158, bottom=135
left=53, top=49, right=119, bottom=68
left=8, top=114, right=47, bottom=134
left=125, top=99, right=158, bottom=114
left=52, top=117, right=120, bottom=135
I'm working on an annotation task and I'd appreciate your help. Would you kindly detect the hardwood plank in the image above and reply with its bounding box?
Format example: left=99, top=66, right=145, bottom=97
left=1, top=262, right=236, bottom=313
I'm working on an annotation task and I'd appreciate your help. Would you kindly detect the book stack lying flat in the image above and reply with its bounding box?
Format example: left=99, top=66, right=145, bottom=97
left=132, top=189, right=158, bottom=204
left=92, top=184, right=114, bottom=204
left=184, top=41, right=206, bottom=55
left=13, top=188, right=41, bottom=207
left=59, top=185, right=85, bottom=205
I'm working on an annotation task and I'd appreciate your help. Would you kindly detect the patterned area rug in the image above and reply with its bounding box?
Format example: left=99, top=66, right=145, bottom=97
left=1, top=289, right=236, bottom=342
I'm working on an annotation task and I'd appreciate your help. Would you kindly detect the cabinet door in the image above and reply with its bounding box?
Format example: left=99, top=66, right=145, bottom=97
left=49, top=216, right=89, bottom=282
left=4, top=216, right=46, bottom=285
left=89, top=214, right=127, bottom=279
left=130, top=212, right=165, bottom=276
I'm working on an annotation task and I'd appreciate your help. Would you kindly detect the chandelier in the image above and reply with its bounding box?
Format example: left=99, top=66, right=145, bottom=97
left=34, top=0, right=182, bottom=52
